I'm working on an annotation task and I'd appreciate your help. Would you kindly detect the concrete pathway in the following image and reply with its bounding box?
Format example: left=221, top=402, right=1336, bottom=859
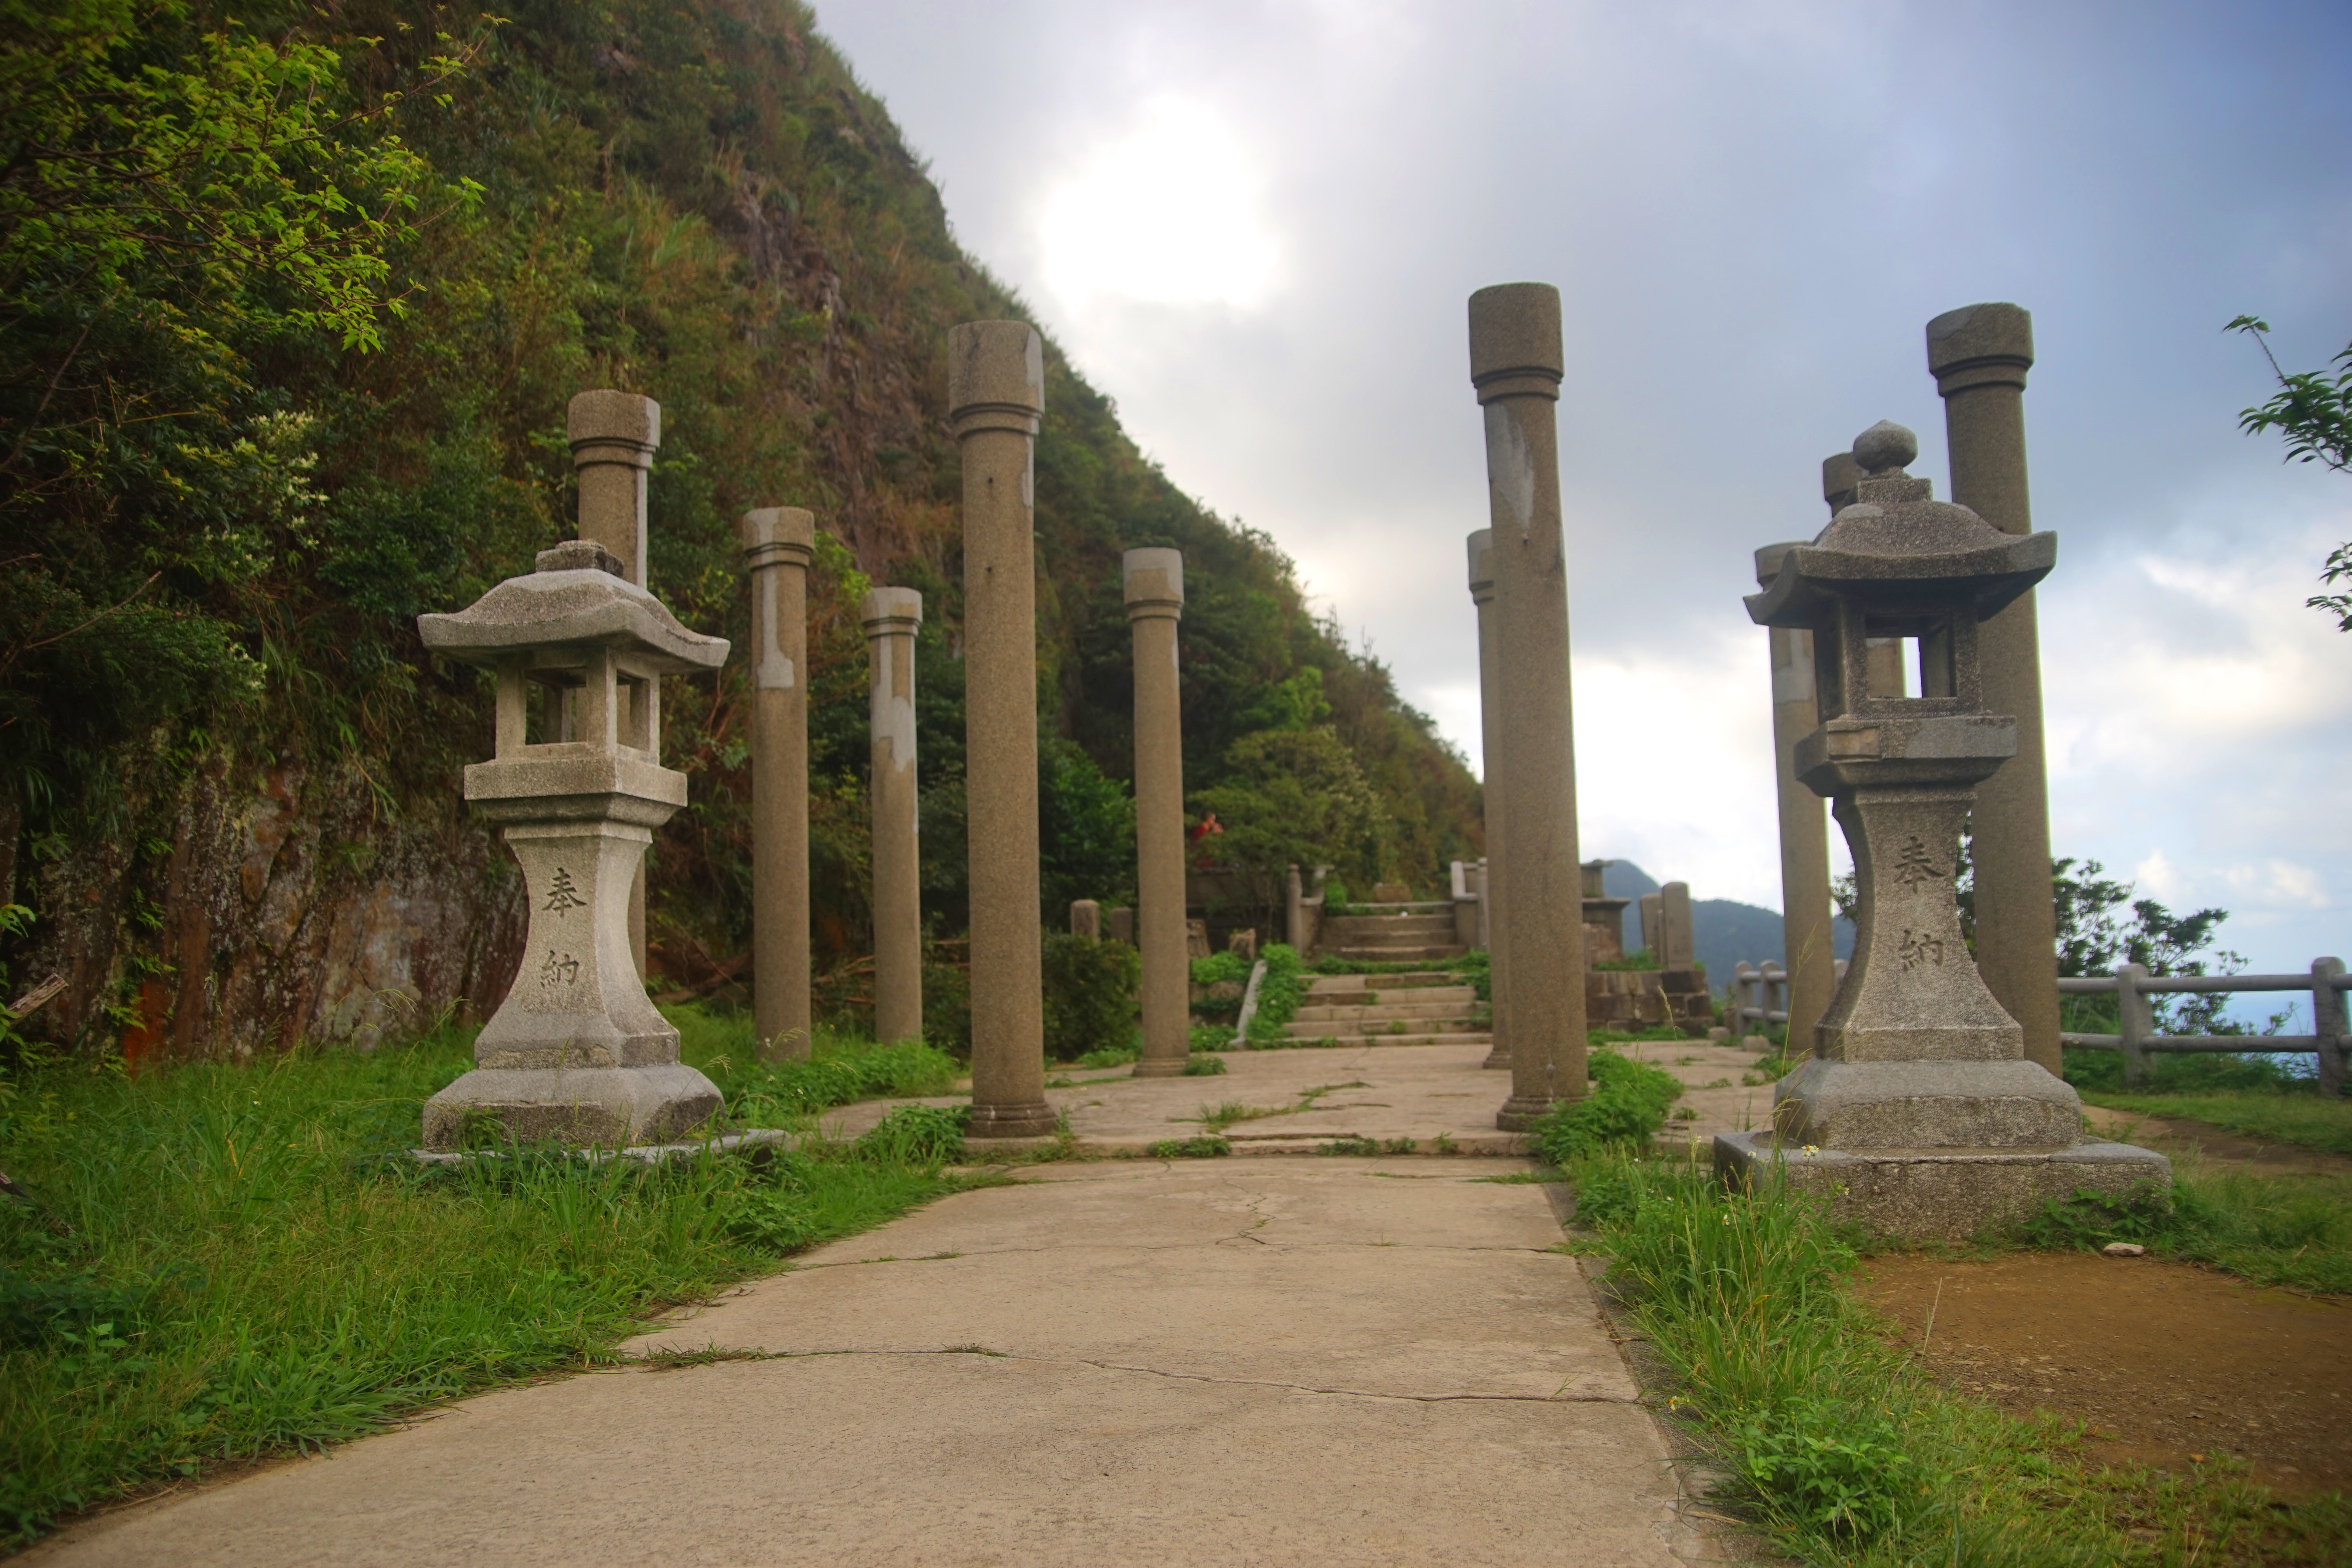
left=28, top=1157, right=1700, bottom=1566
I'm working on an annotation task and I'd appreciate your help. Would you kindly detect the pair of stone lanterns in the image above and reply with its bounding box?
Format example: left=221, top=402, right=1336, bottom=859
left=1717, top=421, right=2167, bottom=1237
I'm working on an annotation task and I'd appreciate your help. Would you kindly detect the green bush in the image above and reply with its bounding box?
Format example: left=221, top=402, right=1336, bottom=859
left=922, top=965, right=973, bottom=1062
left=1241, top=944, right=1306, bottom=1047
left=1041, top=932, right=1140, bottom=1063
left=1181, top=1055, right=1228, bottom=1077
left=1189, top=952, right=1252, bottom=987
left=1529, top=1050, right=1683, bottom=1163
left=1728, top=1397, right=1922, bottom=1538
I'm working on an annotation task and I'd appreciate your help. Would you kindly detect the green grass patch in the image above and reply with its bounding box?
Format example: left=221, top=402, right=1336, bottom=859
left=0, top=1029, right=974, bottom=1546
left=1567, top=1152, right=2352, bottom=1562
left=1145, top=1136, right=1230, bottom=1158
left=1076, top=1042, right=1141, bottom=1069
left=2084, top=1087, right=2352, bottom=1157
left=2002, top=1168, right=2352, bottom=1295
left=1181, top=1055, right=1228, bottom=1077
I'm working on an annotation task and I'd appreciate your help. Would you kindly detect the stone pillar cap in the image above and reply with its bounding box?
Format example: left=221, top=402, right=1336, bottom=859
left=1753, top=539, right=1809, bottom=588
left=948, top=321, right=1045, bottom=432
left=861, top=585, right=924, bottom=630
left=738, top=506, right=816, bottom=568
left=1853, top=419, right=1918, bottom=476
left=1927, top=303, right=2033, bottom=390
left=567, top=390, right=661, bottom=462
left=1468, top=283, right=1563, bottom=403
left=1822, top=450, right=1862, bottom=511
left=1122, top=547, right=1184, bottom=613
left=1466, top=529, right=1495, bottom=597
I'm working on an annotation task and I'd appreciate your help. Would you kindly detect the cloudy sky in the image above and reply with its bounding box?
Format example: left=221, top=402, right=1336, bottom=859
left=815, top=0, right=2351, bottom=991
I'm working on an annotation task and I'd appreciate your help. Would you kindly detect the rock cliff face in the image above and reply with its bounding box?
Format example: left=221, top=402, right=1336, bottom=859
left=24, top=761, right=527, bottom=1057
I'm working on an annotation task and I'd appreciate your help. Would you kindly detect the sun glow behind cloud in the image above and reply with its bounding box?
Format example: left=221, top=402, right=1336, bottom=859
left=1038, top=100, right=1281, bottom=310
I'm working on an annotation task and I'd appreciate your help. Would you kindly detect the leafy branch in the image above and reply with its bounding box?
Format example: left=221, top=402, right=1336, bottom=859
left=2225, top=315, right=2352, bottom=630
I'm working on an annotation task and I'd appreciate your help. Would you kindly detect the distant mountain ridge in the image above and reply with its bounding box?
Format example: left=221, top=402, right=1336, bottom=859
left=1599, top=860, right=1855, bottom=994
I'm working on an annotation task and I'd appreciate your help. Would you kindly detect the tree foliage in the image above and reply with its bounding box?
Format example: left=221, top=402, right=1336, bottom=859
left=2226, top=315, right=2352, bottom=631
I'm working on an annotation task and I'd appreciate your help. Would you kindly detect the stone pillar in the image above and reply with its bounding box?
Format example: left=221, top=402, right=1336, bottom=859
left=1124, top=547, right=1190, bottom=1078
left=1467, top=529, right=1512, bottom=1071
left=1285, top=866, right=1305, bottom=951
left=1108, top=907, right=1134, bottom=946
left=1469, top=283, right=1588, bottom=1129
left=950, top=321, right=1056, bottom=1138
left=1929, top=303, right=2061, bottom=1074
left=1070, top=900, right=1101, bottom=940
left=739, top=508, right=814, bottom=1061
left=569, top=391, right=661, bottom=980
left=1759, top=526, right=1833, bottom=1059
left=1658, top=882, right=1695, bottom=967
left=1638, top=893, right=1662, bottom=957
left=862, top=586, right=924, bottom=1046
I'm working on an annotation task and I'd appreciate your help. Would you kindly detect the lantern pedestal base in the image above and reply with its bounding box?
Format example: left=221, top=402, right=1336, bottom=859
left=1713, top=1130, right=2171, bottom=1242
left=421, top=1063, right=722, bottom=1151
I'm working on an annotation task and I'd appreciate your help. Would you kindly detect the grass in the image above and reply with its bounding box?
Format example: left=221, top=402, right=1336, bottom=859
left=2000, top=1165, right=2352, bottom=1295
left=2082, top=1086, right=2352, bottom=1157
left=1189, top=1081, right=1367, bottom=1133
left=1565, top=1150, right=2352, bottom=1563
left=0, top=1020, right=980, bottom=1546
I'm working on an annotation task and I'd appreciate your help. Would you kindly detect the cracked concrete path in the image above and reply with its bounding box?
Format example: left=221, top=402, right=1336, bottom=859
left=27, top=1157, right=1691, bottom=1567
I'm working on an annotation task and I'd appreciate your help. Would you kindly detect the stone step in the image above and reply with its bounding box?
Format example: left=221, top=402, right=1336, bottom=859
left=1290, top=1014, right=1485, bottom=1036
left=1332, top=946, right=1467, bottom=963
left=1279, top=1028, right=1495, bottom=1047
left=1294, top=986, right=1479, bottom=1009
left=1292, top=1002, right=1482, bottom=1025
left=1305, top=972, right=1463, bottom=993
left=1322, top=916, right=1458, bottom=939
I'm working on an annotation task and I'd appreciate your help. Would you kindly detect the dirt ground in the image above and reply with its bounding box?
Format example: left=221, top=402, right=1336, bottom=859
left=1858, top=1251, right=2352, bottom=1499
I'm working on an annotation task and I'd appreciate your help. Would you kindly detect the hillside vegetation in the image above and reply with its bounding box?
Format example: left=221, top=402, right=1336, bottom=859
left=0, top=0, right=1481, bottom=1055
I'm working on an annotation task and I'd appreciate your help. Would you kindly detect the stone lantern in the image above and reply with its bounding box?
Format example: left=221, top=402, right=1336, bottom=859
left=416, top=540, right=730, bottom=1150
left=1715, top=421, right=2167, bottom=1238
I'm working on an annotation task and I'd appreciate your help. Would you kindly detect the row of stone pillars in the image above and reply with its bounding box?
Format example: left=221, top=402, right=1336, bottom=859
left=725, top=322, right=1194, bottom=1135
left=1757, top=302, right=2059, bottom=1074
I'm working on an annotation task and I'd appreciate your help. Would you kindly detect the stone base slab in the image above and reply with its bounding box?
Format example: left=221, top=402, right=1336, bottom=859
left=413, top=1129, right=791, bottom=1167
left=1713, top=1129, right=2172, bottom=1241
left=421, top=1063, right=723, bottom=1151
left=1495, top=1095, right=1552, bottom=1132
left=966, top=1100, right=1060, bottom=1138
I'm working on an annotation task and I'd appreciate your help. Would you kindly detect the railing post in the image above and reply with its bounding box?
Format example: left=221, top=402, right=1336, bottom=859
left=2314, top=956, right=2348, bottom=1098
left=2116, top=962, right=2152, bottom=1089
left=1733, top=962, right=1756, bottom=1036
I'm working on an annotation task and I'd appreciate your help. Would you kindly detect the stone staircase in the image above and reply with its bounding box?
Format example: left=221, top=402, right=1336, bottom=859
left=1316, top=904, right=1466, bottom=964
left=1286, top=971, right=1491, bottom=1047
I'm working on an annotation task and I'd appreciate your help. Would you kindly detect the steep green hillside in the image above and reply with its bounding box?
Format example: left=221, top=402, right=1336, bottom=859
left=0, top=1, right=1481, bottom=1053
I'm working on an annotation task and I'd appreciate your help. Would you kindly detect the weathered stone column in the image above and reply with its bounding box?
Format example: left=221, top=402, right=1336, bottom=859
left=951, top=321, right=1056, bottom=1138
left=569, top=390, right=661, bottom=979
left=1928, top=303, right=2060, bottom=1074
left=1658, top=882, right=1695, bottom=967
left=1070, top=900, right=1101, bottom=940
left=1124, top=547, right=1190, bottom=1079
left=1469, top=283, right=1588, bottom=1129
left=862, top=586, right=924, bottom=1046
left=738, top=508, right=814, bottom=1061
left=1467, top=529, right=1512, bottom=1071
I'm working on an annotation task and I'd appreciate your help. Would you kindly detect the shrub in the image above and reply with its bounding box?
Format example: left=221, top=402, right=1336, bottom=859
left=1241, top=944, right=1305, bottom=1047
left=1530, top=1050, right=1683, bottom=1163
left=1041, top=932, right=1140, bottom=1062
left=1728, top=1397, right=1922, bottom=1538
left=1189, top=951, right=1251, bottom=987
left=1181, top=1055, right=1228, bottom=1076
left=922, top=965, right=972, bottom=1061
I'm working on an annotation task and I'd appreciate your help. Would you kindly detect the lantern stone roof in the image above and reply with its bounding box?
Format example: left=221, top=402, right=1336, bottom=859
left=1746, top=420, right=2054, bottom=629
left=419, top=540, right=730, bottom=673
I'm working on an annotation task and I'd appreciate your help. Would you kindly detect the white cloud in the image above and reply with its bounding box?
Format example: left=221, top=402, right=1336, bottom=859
left=1038, top=99, right=1281, bottom=311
